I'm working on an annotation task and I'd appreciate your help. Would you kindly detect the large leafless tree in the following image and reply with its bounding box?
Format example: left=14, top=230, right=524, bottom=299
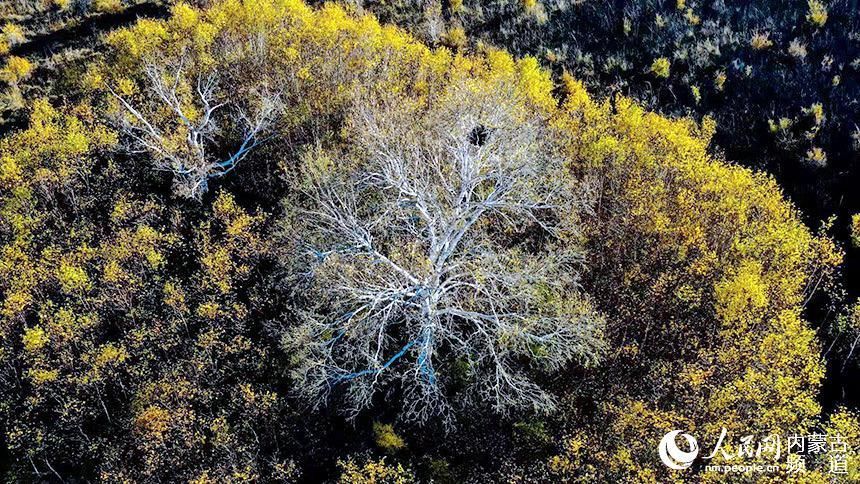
left=285, top=81, right=605, bottom=424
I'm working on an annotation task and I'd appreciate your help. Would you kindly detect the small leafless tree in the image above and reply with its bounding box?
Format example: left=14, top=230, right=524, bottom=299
left=286, top=81, right=605, bottom=425
left=109, top=54, right=282, bottom=199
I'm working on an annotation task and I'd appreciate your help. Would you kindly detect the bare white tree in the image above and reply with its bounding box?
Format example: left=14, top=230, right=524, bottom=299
left=286, top=81, right=605, bottom=424
left=109, top=53, right=282, bottom=199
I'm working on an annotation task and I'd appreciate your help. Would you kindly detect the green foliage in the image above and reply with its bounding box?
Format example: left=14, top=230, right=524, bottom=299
left=513, top=419, right=552, bottom=447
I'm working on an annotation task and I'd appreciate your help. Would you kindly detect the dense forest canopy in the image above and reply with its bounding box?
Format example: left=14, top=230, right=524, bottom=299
left=0, top=0, right=859, bottom=482
left=354, top=0, right=860, bottom=221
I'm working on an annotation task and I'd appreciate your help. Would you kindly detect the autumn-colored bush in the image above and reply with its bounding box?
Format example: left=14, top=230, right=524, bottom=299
left=545, top=75, right=842, bottom=480
left=1, top=56, right=34, bottom=84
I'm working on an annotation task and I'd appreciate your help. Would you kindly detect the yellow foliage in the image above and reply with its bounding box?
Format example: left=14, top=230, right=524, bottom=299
left=1, top=56, right=34, bottom=84
left=199, top=192, right=265, bottom=294
left=714, top=261, right=768, bottom=324
left=851, top=214, right=860, bottom=248
left=551, top=49, right=839, bottom=475
left=0, top=1, right=844, bottom=480
left=93, top=343, right=128, bottom=367
left=28, top=368, right=59, bottom=384
left=22, top=326, right=48, bottom=352
left=197, top=301, right=220, bottom=319
left=684, top=8, right=700, bottom=25
left=46, top=307, right=96, bottom=342
left=57, top=261, right=91, bottom=294
left=807, top=0, right=828, bottom=28
left=807, top=146, right=827, bottom=166
left=338, top=457, right=412, bottom=484
left=135, top=406, right=171, bottom=440
left=0, top=156, right=22, bottom=187
left=650, top=57, right=670, bottom=78
left=714, top=70, right=726, bottom=91
left=1, top=23, right=25, bottom=46
left=443, top=26, right=467, bottom=50
left=373, top=422, right=406, bottom=452
left=94, top=0, right=124, bottom=13
left=806, top=102, right=825, bottom=124
left=163, top=281, right=188, bottom=312
left=750, top=31, right=774, bottom=50
left=62, top=5, right=847, bottom=449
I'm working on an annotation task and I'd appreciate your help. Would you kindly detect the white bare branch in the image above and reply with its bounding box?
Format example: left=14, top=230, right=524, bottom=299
left=286, top=81, right=605, bottom=426
left=110, top=53, right=283, bottom=199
